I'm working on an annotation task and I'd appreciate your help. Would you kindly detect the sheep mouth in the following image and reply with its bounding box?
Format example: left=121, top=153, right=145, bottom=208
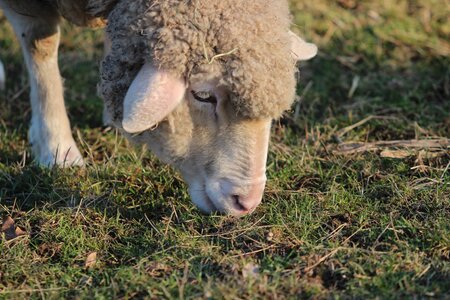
left=188, top=183, right=218, bottom=214
left=189, top=181, right=254, bottom=216
left=203, top=194, right=218, bottom=212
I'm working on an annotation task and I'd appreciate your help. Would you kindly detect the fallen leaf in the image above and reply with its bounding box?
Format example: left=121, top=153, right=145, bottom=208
left=85, top=252, right=97, bottom=268
left=1, top=216, right=27, bottom=241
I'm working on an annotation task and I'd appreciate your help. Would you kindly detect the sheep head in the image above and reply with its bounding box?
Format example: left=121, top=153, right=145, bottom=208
left=99, top=0, right=317, bottom=215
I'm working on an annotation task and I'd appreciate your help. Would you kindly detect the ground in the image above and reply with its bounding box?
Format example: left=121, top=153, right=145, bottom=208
left=0, top=0, right=449, bottom=299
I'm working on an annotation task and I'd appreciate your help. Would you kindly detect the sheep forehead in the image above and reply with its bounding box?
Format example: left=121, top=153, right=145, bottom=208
left=102, top=0, right=296, bottom=124
left=146, top=0, right=296, bottom=115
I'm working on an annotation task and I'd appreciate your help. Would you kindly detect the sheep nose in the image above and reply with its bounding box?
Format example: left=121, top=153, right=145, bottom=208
left=223, top=179, right=266, bottom=215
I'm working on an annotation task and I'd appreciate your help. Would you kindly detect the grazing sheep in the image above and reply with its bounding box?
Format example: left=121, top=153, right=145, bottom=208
left=0, top=0, right=317, bottom=216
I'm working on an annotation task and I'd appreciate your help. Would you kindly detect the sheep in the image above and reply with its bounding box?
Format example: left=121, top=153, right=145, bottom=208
left=0, top=0, right=317, bottom=216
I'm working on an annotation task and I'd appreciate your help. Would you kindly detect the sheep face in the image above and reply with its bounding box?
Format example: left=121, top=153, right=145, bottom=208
left=100, top=0, right=318, bottom=215
left=102, top=39, right=317, bottom=216
left=122, top=66, right=271, bottom=216
left=180, top=80, right=272, bottom=216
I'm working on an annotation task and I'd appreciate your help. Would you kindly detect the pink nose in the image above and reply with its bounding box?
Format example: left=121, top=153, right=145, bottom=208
left=223, top=179, right=266, bottom=214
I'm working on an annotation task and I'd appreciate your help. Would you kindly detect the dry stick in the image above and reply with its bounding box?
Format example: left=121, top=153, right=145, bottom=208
left=303, top=248, right=340, bottom=274
left=208, top=48, right=238, bottom=64
left=321, top=223, right=348, bottom=242
left=228, top=245, right=276, bottom=259
left=334, top=115, right=399, bottom=139
left=0, top=287, right=69, bottom=294
left=8, top=83, right=30, bottom=103
left=303, top=224, right=367, bottom=273
left=335, top=115, right=375, bottom=138
left=333, top=116, right=449, bottom=155
left=440, top=161, right=450, bottom=181
left=333, top=115, right=398, bottom=144
left=416, top=264, right=432, bottom=279
left=334, top=138, right=450, bottom=155
left=202, top=39, right=238, bottom=64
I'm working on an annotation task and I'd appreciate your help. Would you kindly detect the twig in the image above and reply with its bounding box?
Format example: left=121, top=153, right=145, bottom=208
left=334, top=138, right=450, bottom=155
left=321, top=223, right=348, bottom=241
left=440, top=161, right=450, bottom=181
left=303, top=223, right=367, bottom=273
left=8, top=83, right=30, bottom=103
left=208, top=48, right=238, bottom=64
left=335, top=115, right=375, bottom=139
left=227, top=245, right=276, bottom=259
left=0, top=287, right=69, bottom=294
left=202, top=40, right=238, bottom=64
left=303, top=248, right=340, bottom=274
left=335, top=115, right=398, bottom=138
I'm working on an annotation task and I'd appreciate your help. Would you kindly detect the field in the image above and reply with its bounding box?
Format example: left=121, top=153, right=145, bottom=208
left=0, top=0, right=449, bottom=299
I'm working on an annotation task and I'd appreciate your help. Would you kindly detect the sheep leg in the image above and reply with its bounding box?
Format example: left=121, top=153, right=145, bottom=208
left=1, top=2, right=84, bottom=166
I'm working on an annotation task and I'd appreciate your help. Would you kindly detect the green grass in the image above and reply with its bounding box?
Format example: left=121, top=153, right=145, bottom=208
left=1, top=0, right=449, bottom=298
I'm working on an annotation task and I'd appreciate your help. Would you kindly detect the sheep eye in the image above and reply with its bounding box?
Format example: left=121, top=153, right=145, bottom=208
left=191, top=90, right=217, bottom=104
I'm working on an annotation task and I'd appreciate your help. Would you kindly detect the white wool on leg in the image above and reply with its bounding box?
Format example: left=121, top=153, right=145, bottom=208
left=1, top=2, right=84, bottom=167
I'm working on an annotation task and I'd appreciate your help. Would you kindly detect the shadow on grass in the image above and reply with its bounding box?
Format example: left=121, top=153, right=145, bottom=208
left=0, top=160, right=183, bottom=223
left=0, top=166, right=78, bottom=210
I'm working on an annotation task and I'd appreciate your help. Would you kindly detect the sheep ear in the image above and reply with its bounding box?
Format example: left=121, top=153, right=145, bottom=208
left=122, top=63, right=186, bottom=133
left=289, top=31, right=318, bottom=61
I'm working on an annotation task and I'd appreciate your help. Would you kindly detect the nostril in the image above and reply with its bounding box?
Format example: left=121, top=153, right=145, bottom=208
left=232, top=195, right=248, bottom=212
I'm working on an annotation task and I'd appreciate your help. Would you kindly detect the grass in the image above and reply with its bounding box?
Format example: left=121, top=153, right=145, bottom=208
left=0, top=0, right=449, bottom=298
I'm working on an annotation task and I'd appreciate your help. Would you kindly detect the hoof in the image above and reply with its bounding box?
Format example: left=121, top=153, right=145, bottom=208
left=37, top=145, right=85, bottom=167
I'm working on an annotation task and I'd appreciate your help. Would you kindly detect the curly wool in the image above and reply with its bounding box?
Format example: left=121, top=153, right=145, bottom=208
left=99, top=0, right=297, bottom=122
